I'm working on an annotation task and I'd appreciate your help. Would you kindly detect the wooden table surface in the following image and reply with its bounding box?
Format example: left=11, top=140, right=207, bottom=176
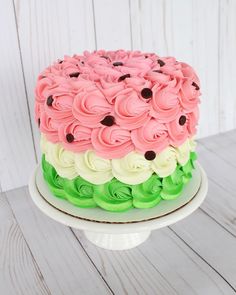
left=1, top=130, right=236, bottom=295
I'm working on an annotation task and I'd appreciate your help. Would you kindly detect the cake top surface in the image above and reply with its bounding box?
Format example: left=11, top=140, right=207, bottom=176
left=35, top=50, right=200, bottom=159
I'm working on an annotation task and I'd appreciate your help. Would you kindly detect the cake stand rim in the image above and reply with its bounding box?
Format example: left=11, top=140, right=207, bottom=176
left=28, top=163, right=208, bottom=234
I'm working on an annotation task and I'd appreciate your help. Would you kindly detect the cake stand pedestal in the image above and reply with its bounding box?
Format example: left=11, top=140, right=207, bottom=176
left=28, top=163, right=208, bottom=250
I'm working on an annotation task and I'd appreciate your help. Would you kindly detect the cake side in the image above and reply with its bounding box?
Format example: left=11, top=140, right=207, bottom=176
left=35, top=50, right=200, bottom=212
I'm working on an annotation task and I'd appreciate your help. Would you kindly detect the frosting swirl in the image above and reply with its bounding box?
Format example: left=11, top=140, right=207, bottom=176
left=72, top=85, right=112, bottom=127
left=74, top=150, right=113, bottom=184
left=131, top=118, right=169, bottom=153
left=64, top=177, right=96, bottom=208
left=93, top=179, right=133, bottom=212
left=114, top=88, right=150, bottom=129
left=45, top=142, right=77, bottom=179
left=112, top=151, right=153, bottom=185
left=58, top=120, right=93, bottom=152
left=150, top=82, right=181, bottom=123
left=132, top=175, right=162, bottom=208
left=91, top=125, right=134, bottom=158
left=151, top=146, right=177, bottom=177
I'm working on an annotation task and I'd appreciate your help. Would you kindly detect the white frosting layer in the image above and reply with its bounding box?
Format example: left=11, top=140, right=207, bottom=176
left=41, top=134, right=196, bottom=185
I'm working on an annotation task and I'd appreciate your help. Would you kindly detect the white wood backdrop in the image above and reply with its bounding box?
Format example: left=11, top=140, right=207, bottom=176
left=0, top=0, right=236, bottom=191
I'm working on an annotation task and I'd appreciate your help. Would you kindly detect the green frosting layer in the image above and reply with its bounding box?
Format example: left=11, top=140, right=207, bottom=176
left=41, top=152, right=197, bottom=212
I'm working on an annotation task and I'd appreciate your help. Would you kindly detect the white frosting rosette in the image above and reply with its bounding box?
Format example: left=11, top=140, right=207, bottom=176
left=151, top=146, right=177, bottom=177
left=189, top=137, right=197, bottom=151
left=112, top=151, right=153, bottom=185
left=175, top=140, right=191, bottom=165
left=74, top=150, right=113, bottom=184
left=40, top=134, right=49, bottom=154
left=45, top=142, right=77, bottom=179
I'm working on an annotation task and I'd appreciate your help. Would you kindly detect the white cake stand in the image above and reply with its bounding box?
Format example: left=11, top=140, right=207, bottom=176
left=28, top=162, right=208, bottom=250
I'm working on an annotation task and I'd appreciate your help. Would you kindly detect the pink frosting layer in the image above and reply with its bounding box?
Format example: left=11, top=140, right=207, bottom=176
left=35, top=50, right=201, bottom=158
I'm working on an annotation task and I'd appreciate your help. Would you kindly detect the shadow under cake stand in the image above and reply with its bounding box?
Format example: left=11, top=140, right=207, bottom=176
left=28, top=163, right=208, bottom=250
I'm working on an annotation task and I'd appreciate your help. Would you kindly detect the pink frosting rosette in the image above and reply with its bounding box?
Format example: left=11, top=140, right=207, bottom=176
left=179, top=78, right=200, bottom=112
left=124, top=77, right=152, bottom=93
left=145, top=69, right=174, bottom=84
left=114, top=88, right=150, bottom=129
left=91, top=125, right=134, bottom=158
left=72, top=85, right=112, bottom=127
left=39, top=111, right=60, bottom=143
left=96, top=78, right=125, bottom=104
left=44, top=84, right=75, bottom=122
left=187, top=107, right=199, bottom=135
left=156, top=57, right=184, bottom=78
left=58, top=120, right=93, bottom=152
left=35, top=76, right=57, bottom=104
left=180, top=62, right=197, bottom=79
left=150, top=82, right=181, bottom=123
left=131, top=118, right=169, bottom=153
left=167, top=108, right=199, bottom=146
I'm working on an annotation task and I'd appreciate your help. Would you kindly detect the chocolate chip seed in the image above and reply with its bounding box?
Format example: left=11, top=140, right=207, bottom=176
left=38, top=118, right=40, bottom=127
left=46, top=95, right=54, bottom=106
left=69, top=72, right=80, bottom=78
left=100, top=115, right=115, bottom=126
left=145, top=151, right=156, bottom=161
left=157, top=59, right=165, bottom=67
left=141, top=88, right=153, bottom=99
left=113, top=62, right=123, bottom=66
left=192, top=81, right=200, bottom=90
left=118, top=74, right=131, bottom=82
left=153, top=70, right=163, bottom=73
left=179, top=115, right=187, bottom=126
left=66, top=133, right=74, bottom=143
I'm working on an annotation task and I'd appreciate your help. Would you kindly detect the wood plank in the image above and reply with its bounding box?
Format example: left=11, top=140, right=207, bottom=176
left=169, top=133, right=236, bottom=290
left=0, top=0, right=36, bottom=191
left=6, top=187, right=112, bottom=295
left=224, top=129, right=236, bottom=143
left=93, top=0, right=132, bottom=49
left=14, top=0, right=96, bottom=159
left=195, top=131, right=236, bottom=236
left=219, top=0, right=236, bottom=131
left=197, top=142, right=236, bottom=194
left=171, top=209, right=236, bottom=291
left=0, top=192, right=50, bottom=295
left=74, top=227, right=234, bottom=294
left=199, top=132, right=236, bottom=168
left=200, top=179, right=236, bottom=237
left=129, top=0, right=170, bottom=54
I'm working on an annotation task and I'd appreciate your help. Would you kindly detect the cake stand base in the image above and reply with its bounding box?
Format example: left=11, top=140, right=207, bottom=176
left=84, top=230, right=151, bottom=250
left=29, top=162, right=208, bottom=250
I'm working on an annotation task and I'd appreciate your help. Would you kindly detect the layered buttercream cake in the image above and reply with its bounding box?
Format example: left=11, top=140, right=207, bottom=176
left=35, top=50, right=200, bottom=212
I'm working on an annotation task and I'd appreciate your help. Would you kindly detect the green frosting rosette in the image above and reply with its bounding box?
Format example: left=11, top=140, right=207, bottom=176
left=42, top=155, right=65, bottom=199
left=93, top=179, right=133, bottom=212
left=41, top=152, right=197, bottom=212
left=63, top=178, right=97, bottom=208
left=132, top=174, right=162, bottom=208
left=161, top=166, right=184, bottom=200
left=161, top=152, right=197, bottom=200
